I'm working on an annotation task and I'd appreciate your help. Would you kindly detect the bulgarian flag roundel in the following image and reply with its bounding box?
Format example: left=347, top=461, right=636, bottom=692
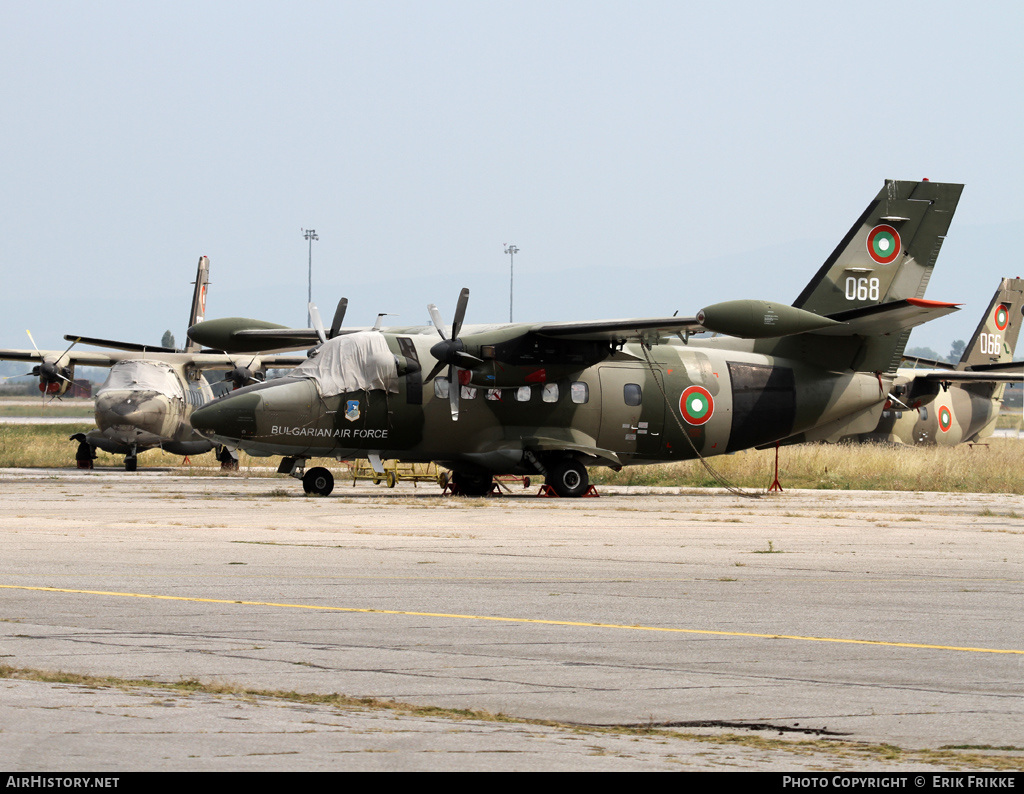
left=679, top=385, right=714, bottom=426
left=994, top=304, right=1009, bottom=332
left=867, top=224, right=901, bottom=265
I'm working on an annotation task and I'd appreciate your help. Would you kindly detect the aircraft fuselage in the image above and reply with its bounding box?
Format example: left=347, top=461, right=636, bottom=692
left=192, top=332, right=889, bottom=474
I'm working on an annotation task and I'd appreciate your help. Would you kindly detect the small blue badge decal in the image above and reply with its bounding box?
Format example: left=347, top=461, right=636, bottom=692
left=345, top=399, right=360, bottom=422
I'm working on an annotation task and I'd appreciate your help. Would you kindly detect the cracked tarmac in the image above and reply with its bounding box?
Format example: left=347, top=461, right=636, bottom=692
left=1, top=469, right=1022, bottom=770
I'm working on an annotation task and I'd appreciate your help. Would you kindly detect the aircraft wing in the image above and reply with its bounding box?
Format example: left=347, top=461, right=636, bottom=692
left=63, top=335, right=177, bottom=354
left=187, top=318, right=375, bottom=353
left=185, top=353, right=311, bottom=370
left=530, top=317, right=703, bottom=341
left=0, top=348, right=118, bottom=367
left=910, top=363, right=1024, bottom=384
left=530, top=301, right=845, bottom=342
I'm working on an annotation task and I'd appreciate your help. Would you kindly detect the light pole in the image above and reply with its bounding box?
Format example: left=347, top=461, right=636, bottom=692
left=504, top=243, right=518, bottom=322
left=302, top=228, right=319, bottom=326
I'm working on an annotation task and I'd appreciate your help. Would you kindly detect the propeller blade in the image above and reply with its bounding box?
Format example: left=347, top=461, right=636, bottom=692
left=424, top=359, right=446, bottom=383
left=449, top=366, right=460, bottom=421
left=26, top=330, right=42, bottom=357
left=451, top=288, right=470, bottom=340
left=329, top=298, right=348, bottom=339
left=308, top=303, right=328, bottom=345
left=427, top=304, right=447, bottom=339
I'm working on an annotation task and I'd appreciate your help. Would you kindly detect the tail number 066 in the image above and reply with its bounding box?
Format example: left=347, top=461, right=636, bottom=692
left=845, top=277, right=880, bottom=301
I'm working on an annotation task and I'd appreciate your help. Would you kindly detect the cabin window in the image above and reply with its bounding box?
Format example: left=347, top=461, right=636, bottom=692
left=516, top=385, right=531, bottom=402
left=542, top=383, right=559, bottom=403
left=434, top=379, right=449, bottom=399
left=920, top=406, right=928, bottom=421
left=486, top=388, right=502, bottom=401
left=570, top=382, right=589, bottom=404
left=624, top=383, right=642, bottom=406
left=461, top=385, right=477, bottom=400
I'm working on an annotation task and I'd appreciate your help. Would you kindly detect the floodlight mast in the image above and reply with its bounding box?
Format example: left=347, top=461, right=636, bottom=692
left=303, top=228, right=319, bottom=326
left=504, top=243, right=519, bottom=322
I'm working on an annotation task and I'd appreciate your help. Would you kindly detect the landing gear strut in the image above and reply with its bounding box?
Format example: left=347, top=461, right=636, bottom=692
left=216, top=445, right=240, bottom=471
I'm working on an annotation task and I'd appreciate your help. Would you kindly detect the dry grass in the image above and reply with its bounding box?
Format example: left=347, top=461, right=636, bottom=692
left=591, top=438, right=1024, bottom=494
left=4, top=424, right=1023, bottom=494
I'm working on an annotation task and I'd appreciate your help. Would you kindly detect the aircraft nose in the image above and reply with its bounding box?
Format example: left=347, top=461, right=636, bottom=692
left=94, top=390, right=166, bottom=435
left=191, top=392, right=261, bottom=441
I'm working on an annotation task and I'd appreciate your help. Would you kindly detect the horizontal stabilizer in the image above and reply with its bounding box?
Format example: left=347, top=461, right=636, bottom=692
left=811, top=298, right=960, bottom=337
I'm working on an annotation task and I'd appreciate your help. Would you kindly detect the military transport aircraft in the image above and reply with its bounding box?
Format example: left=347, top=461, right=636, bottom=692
left=843, top=277, right=1024, bottom=446
left=187, top=179, right=964, bottom=497
left=0, top=256, right=306, bottom=470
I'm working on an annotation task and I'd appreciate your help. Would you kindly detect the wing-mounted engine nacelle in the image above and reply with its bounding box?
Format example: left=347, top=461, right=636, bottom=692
left=33, top=361, right=74, bottom=396
left=453, top=332, right=609, bottom=388
left=226, top=357, right=268, bottom=390
left=394, top=355, right=421, bottom=378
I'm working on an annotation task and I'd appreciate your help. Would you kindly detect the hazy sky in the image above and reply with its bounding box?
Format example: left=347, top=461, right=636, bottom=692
left=2, top=0, right=1022, bottom=357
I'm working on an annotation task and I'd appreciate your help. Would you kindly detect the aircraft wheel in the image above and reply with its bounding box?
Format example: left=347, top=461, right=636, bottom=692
left=386, top=471, right=397, bottom=488
left=452, top=471, right=493, bottom=497
left=303, top=467, right=334, bottom=496
left=124, top=456, right=138, bottom=472
left=545, top=459, right=589, bottom=498
left=437, top=471, right=449, bottom=489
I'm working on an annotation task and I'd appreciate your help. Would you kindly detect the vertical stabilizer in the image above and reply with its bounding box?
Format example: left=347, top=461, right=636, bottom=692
left=957, top=277, right=1024, bottom=370
left=185, top=256, right=210, bottom=353
left=792, top=180, right=963, bottom=316
left=769, top=180, right=963, bottom=375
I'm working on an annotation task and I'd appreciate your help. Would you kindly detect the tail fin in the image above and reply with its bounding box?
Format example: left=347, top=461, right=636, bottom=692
left=957, top=277, right=1024, bottom=370
left=185, top=256, right=210, bottom=353
left=793, top=179, right=963, bottom=315
left=768, top=180, right=963, bottom=374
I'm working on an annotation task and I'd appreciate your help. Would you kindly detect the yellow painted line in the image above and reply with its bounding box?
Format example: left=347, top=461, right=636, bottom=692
left=3, top=584, right=1021, bottom=655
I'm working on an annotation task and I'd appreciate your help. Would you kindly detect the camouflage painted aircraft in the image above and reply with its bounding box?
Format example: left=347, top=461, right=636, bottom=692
left=0, top=256, right=306, bottom=470
left=188, top=179, right=964, bottom=496
left=844, top=277, right=1024, bottom=445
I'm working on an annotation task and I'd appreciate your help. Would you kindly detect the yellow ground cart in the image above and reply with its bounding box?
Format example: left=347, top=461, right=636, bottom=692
left=345, top=459, right=449, bottom=489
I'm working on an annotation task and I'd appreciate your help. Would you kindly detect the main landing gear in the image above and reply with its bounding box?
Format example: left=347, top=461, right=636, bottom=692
left=446, top=459, right=594, bottom=498
left=302, top=466, right=335, bottom=496
left=449, top=471, right=494, bottom=496
left=543, top=459, right=590, bottom=498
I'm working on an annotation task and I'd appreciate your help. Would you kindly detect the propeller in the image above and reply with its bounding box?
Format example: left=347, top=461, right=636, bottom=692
left=224, top=356, right=265, bottom=389
left=308, top=303, right=328, bottom=345
left=307, top=297, right=349, bottom=350
left=425, top=288, right=482, bottom=420
left=25, top=331, right=79, bottom=398
left=330, top=298, right=348, bottom=339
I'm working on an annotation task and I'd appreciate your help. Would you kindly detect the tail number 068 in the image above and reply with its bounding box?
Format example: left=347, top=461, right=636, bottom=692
left=845, top=277, right=880, bottom=301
